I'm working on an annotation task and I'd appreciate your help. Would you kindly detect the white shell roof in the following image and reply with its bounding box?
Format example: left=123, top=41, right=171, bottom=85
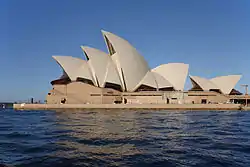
left=105, top=59, right=123, bottom=87
left=134, top=71, right=173, bottom=90
left=210, top=75, right=242, bottom=94
left=190, top=75, right=242, bottom=94
left=81, top=46, right=121, bottom=87
left=190, top=76, right=219, bottom=91
left=135, top=71, right=158, bottom=89
left=52, top=56, right=93, bottom=82
left=102, top=30, right=150, bottom=92
left=153, top=72, right=173, bottom=89
left=152, top=63, right=189, bottom=91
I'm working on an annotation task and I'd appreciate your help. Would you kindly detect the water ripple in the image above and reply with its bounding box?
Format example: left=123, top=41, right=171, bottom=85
left=0, top=109, right=250, bottom=167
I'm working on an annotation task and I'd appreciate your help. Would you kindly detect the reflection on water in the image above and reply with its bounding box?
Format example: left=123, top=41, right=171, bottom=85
left=0, top=110, right=250, bottom=167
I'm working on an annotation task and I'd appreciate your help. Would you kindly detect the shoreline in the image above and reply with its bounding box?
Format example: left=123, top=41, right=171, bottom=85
left=13, top=103, right=249, bottom=111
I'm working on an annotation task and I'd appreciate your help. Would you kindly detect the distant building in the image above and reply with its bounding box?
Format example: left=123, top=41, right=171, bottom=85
left=47, top=30, right=247, bottom=105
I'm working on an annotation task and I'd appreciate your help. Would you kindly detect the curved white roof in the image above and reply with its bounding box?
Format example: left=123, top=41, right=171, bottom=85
left=153, top=72, right=173, bottom=89
left=190, top=75, right=242, bottom=94
left=102, top=30, right=150, bottom=91
left=210, top=75, right=242, bottom=94
left=134, top=71, right=173, bottom=90
left=190, top=76, right=219, bottom=91
left=80, top=46, right=121, bottom=87
left=52, top=56, right=94, bottom=82
left=135, top=71, right=158, bottom=90
left=152, top=63, right=189, bottom=91
left=105, top=59, right=123, bottom=86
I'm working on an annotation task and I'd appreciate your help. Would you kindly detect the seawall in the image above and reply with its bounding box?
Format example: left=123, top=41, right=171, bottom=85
left=13, top=103, right=245, bottom=111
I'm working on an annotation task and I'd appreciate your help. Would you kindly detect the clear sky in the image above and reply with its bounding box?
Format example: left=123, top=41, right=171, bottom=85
left=1, top=0, right=250, bottom=102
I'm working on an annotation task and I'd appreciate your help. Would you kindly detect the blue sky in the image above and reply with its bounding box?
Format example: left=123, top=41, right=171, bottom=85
left=1, top=0, right=250, bottom=102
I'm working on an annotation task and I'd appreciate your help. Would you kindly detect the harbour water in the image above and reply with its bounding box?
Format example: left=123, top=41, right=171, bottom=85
left=0, top=109, right=250, bottom=167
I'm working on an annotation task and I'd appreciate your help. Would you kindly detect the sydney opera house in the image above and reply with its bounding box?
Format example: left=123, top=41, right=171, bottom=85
left=46, top=30, right=245, bottom=105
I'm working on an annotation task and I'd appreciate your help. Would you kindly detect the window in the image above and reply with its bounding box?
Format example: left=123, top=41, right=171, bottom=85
left=105, top=82, right=122, bottom=92
left=201, top=99, right=207, bottom=104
